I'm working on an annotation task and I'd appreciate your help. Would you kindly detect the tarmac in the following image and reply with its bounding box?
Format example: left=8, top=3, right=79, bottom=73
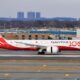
left=0, top=59, right=80, bottom=79
left=0, top=50, right=80, bottom=79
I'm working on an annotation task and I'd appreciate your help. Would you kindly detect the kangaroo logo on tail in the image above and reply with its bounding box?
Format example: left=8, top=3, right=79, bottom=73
left=0, top=35, right=6, bottom=44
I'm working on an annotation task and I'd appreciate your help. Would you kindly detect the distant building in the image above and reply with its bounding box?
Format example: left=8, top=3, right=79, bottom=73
left=17, top=12, right=24, bottom=20
left=27, top=12, right=35, bottom=20
left=76, top=29, right=80, bottom=38
left=0, top=29, right=76, bottom=40
left=36, top=12, right=41, bottom=19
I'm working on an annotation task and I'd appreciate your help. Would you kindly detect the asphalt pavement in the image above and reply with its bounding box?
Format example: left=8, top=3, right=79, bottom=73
left=0, top=50, right=80, bottom=80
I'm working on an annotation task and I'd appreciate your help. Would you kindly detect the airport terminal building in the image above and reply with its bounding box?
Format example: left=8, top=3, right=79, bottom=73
left=0, top=29, right=77, bottom=40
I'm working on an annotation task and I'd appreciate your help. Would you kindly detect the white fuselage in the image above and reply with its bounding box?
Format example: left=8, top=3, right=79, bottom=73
left=6, top=40, right=80, bottom=49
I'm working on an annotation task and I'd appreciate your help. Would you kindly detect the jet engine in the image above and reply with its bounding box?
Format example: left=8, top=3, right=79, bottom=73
left=46, top=46, right=59, bottom=54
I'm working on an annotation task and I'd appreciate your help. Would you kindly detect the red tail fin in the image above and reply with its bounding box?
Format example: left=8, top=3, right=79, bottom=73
left=0, top=35, right=6, bottom=43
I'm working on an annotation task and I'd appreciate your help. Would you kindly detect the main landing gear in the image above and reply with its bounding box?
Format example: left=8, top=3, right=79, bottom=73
left=38, top=49, right=46, bottom=55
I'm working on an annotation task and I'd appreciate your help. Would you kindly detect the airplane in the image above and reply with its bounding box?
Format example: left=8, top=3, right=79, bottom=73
left=0, top=35, right=80, bottom=55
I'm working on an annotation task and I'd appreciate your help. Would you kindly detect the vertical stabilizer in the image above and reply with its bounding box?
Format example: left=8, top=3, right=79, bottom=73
left=0, top=35, right=6, bottom=44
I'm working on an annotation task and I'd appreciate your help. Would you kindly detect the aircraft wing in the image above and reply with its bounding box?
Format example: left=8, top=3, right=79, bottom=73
left=15, top=42, right=46, bottom=47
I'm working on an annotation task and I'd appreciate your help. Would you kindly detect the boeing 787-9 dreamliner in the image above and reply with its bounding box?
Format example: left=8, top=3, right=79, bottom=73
left=0, top=35, right=80, bottom=54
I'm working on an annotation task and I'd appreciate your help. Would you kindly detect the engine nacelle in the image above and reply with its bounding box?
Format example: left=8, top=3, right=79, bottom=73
left=46, top=46, right=59, bottom=54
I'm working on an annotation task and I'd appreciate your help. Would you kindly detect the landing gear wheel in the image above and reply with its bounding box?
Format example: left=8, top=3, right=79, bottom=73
left=38, top=52, right=45, bottom=55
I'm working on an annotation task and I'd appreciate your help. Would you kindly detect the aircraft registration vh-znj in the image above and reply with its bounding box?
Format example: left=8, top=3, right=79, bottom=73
left=0, top=35, right=80, bottom=55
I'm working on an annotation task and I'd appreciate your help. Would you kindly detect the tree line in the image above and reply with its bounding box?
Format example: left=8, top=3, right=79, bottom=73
left=0, top=20, right=80, bottom=29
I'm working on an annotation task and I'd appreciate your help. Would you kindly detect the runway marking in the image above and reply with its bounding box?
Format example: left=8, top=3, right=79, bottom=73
left=0, top=55, right=80, bottom=60
left=0, top=55, right=80, bottom=57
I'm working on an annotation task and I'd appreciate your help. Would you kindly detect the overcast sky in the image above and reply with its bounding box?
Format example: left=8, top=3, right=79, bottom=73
left=0, top=0, right=80, bottom=18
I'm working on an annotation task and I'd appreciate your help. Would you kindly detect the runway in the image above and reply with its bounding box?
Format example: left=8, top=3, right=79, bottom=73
left=0, top=50, right=80, bottom=79
left=0, top=60, right=80, bottom=79
left=0, top=49, right=80, bottom=60
left=0, top=55, right=80, bottom=60
left=0, top=49, right=80, bottom=55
